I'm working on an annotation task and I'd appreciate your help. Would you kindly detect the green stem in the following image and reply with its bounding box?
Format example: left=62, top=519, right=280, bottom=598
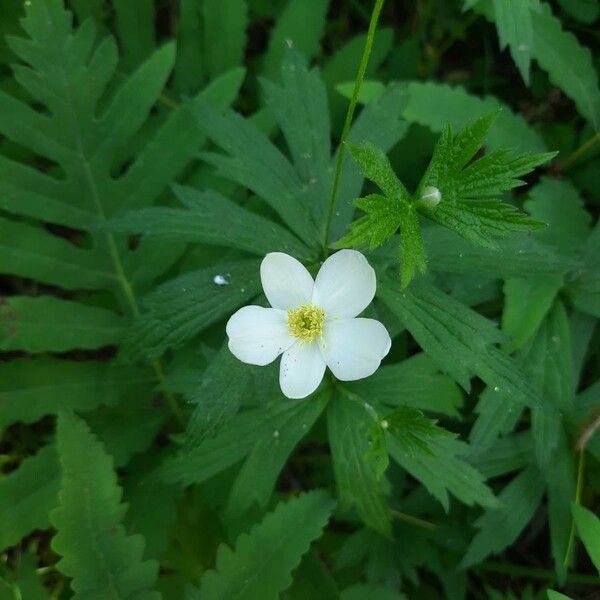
left=321, top=0, right=385, bottom=257
left=476, top=560, right=600, bottom=586
left=391, top=509, right=437, bottom=531
left=564, top=449, right=586, bottom=566
left=561, top=131, right=600, bottom=171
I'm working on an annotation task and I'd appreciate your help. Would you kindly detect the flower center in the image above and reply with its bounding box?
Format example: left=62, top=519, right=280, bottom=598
left=287, top=304, right=325, bottom=343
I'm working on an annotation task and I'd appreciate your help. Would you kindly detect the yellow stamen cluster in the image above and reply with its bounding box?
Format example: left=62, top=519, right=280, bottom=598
left=287, top=304, right=325, bottom=343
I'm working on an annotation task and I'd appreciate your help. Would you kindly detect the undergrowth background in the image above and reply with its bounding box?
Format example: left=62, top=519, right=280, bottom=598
left=0, top=0, right=599, bottom=599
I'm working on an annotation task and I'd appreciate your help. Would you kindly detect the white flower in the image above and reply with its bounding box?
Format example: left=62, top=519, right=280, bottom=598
left=226, top=249, right=392, bottom=399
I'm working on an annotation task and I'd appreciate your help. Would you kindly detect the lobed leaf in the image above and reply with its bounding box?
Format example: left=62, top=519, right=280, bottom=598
left=198, top=490, right=335, bottom=600
left=51, top=411, right=160, bottom=599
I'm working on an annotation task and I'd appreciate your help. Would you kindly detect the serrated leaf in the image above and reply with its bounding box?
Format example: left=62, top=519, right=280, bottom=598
left=0, top=358, right=153, bottom=429
left=328, top=393, right=391, bottom=537
left=0, top=0, right=242, bottom=301
left=198, top=490, right=335, bottom=600
left=531, top=2, right=600, bottom=129
left=261, top=49, right=331, bottom=227
left=195, top=101, right=319, bottom=246
left=350, top=353, right=463, bottom=417
left=0, top=444, right=60, bottom=551
left=122, top=259, right=261, bottom=361
left=109, top=185, right=313, bottom=260
left=467, top=431, right=533, bottom=478
left=158, top=399, right=315, bottom=486
left=380, top=405, right=450, bottom=456
left=0, top=296, right=126, bottom=352
left=491, top=0, right=533, bottom=83
left=557, top=0, right=599, bottom=23
left=525, top=177, right=591, bottom=254
left=51, top=411, right=160, bottom=599
left=389, top=434, right=496, bottom=511
left=416, top=115, right=550, bottom=248
left=403, top=81, right=547, bottom=153
left=423, top=228, right=577, bottom=278
left=335, top=142, right=425, bottom=287
left=225, top=391, right=329, bottom=518
left=573, top=504, right=600, bottom=571
left=378, top=280, right=542, bottom=409
left=461, top=466, right=545, bottom=567
left=502, top=275, right=563, bottom=351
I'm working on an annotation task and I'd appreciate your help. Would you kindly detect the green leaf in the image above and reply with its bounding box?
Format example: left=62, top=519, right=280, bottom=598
left=0, top=0, right=242, bottom=304
left=122, top=259, right=261, bottom=361
left=262, top=0, right=330, bottom=80
left=261, top=49, right=331, bottom=226
left=528, top=302, right=574, bottom=471
left=547, top=591, right=573, bottom=600
left=461, top=466, right=545, bottom=567
left=0, top=217, right=115, bottom=291
left=557, top=0, right=599, bottom=23
left=335, top=142, right=425, bottom=287
left=380, top=405, right=450, bottom=457
left=568, top=222, right=600, bottom=318
left=113, top=0, right=155, bottom=70
left=467, top=431, right=533, bottom=478
left=423, top=228, right=577, bottom=278
left=502, top=275, right=563, bottom=351
left=328, top=393, right=391, bottom=537
left=86, top=395, right=167, bottom=467
left=525, top=178, right=591, bottom=254
left=378, top=280, right=542, bottom=409
left=51, top=411, right=160, bottom=599
left=546, top=430, right=575, bottom=582
left=0, top=296, right=126, bottom=352
left=109, top=185, right=313, bottom=260
left=416, top=115, right=551, bottom=248
left=573, top=504, right=600, bottom=571
left=330, top=84, right=410, bottom=241
left=198, top=490, right=335, bottom=600
left=195, top=101, right=319, bottom=246
left=225, top=391, right=329, bottom=518
left=491, top=0, right=533, bottom=83
left=203, top=0, right=247, bottom=78
left=173, top=0, right=204, bottom=94
left=350, top=353, right=463, bottom=417
left=158, top=399, right=315, bottom=486
left=0, top=444, right=60, bottom=551
left=403, top=81, right=547, bottom=153
left=341, top=584, right=407, bottom=600
left=531, top=2, right=600, bottom=129
left=389, top=434, right=496, bottom=511
left=184, top=344, right=256, bottom=449
left=0, top=358, right=153, bottom=429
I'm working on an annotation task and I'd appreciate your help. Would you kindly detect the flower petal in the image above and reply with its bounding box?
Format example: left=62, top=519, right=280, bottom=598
left=280, top=342, right=326, bottom=399
left=227, top=306, right=294, bottom=366
left=313, top=249, right=376, bottom=318
left=322, top=318, right=391, bottom=381
left=260, top=252, right=314, bottom=310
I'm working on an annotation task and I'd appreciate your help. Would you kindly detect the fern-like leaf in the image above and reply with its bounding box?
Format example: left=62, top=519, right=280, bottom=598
left=51, top=411, right=159, bottom=599
left=197, top=490, right=335, bottom=600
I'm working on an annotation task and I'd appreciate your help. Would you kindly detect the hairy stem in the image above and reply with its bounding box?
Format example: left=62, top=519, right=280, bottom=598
left=321, top=0, right=385, bottom=257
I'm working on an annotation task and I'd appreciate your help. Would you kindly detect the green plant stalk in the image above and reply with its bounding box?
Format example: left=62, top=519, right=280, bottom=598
left=562, top=131, right=600, bottom=171
left=321, top=0, right=385, bottom=257
left=476, top=560, right=600, bottom=586
left=563, top=448, right=586, bottom=566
